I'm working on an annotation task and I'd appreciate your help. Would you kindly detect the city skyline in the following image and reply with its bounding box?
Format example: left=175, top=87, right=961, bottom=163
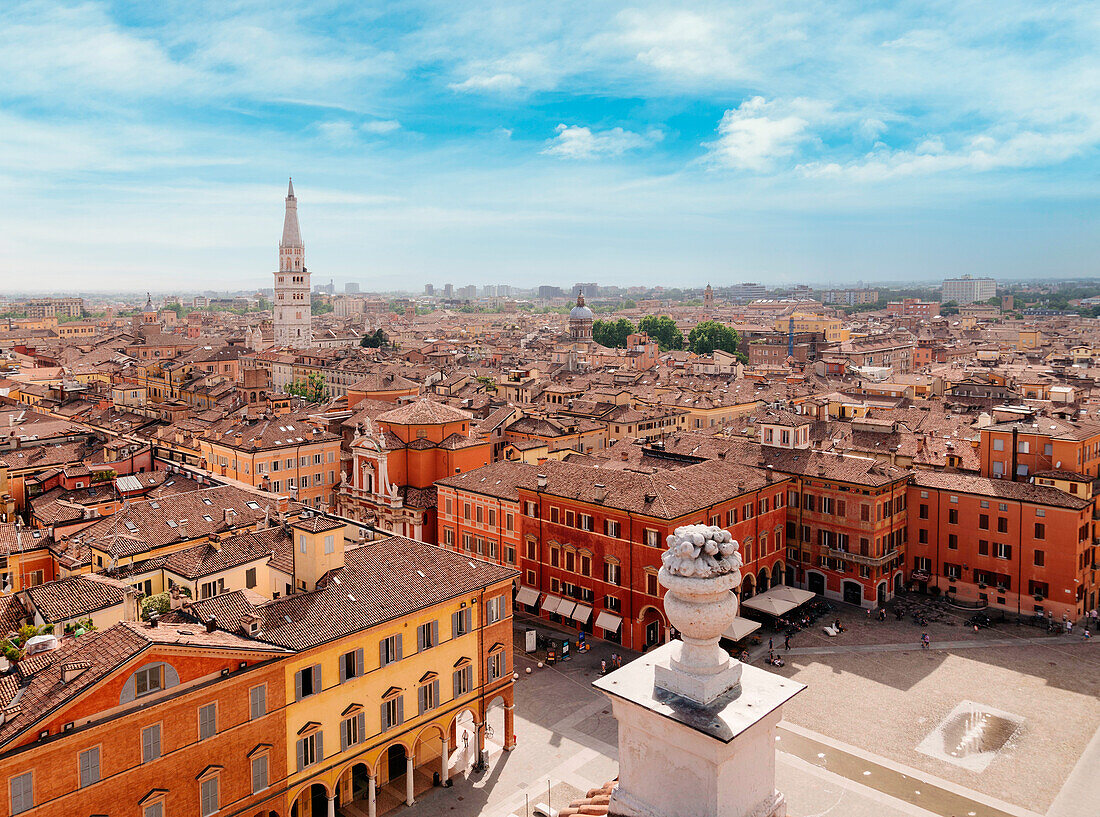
left=1, top=1, right=1098, bottom=291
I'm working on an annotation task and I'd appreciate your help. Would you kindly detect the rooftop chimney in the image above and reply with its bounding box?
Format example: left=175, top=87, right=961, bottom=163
left=205, top=616, right=217, bottom=634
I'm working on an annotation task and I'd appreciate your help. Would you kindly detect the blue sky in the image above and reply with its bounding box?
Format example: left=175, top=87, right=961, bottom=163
left=0, top=0, right=1097, bottom=293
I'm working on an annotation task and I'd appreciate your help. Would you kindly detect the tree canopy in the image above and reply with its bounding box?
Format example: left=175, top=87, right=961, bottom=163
left=637, top=315, right=684, bottom=351
left=592, top=318, right=636, bottom=348
left=360, top=329, right=388, bottom=348
left=687, top=320, right=743, bottom=359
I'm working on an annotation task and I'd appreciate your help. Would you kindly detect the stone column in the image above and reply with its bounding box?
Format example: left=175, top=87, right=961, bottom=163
left=405, top=754, right=415, bottom=806
left=367, top=775, right=376, bottom=817
left=326, top=795, right=336, bottom=817
left=440, top=737, right=450, bottom=783
left=504, top=704, right=516, bottom=750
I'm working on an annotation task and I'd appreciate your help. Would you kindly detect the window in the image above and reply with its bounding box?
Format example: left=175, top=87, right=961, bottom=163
left=296, top=731, right=323, bottom=770
left=604, top=560, right=621, bottom=585
left=381, top=696, right=404, bottom=731
left=380, top=634, right=403, bottom=666
left=486, top=596, right=506, bottom=624
left=141, top=724, right=162, bottom=763
left=249, top=685, right=266, bottom=720
left=978, top=539, right=989, bottom=556
left=579, top=514, right=594, bottom=531
left=452, top=608, right=473, bottom=638
left=417, top=620, right=439, bottom=651
left=200, top=776, right=219, bottom=817
left=993, top=438, right=1004, bottom=451
left=1029, top=580, right=1049, bottom=598
left=135, top=665, right=163, bottom=697
left=918, top=528, right=928, bottom=544
left=246, top=567, right=257, bottom=589
left=341, top=712, right=366, bottom=750
left=644, top=530, right=659, bottom=547
left=948, top=534, right=958, bottom=550
left=324, top=534, right=335, bottom=554
left=295, top=664, right=321, bottom=699
left=506, top=512, right=514, bottom=531
left=948, top=509, right=958, bottom=524
left=978, top=514, right=989, bottom=530
left=198, top=703, right=217, bottom=740
left=646, top=572, right=659, bottom=596
left=79, top=747, right=100, bottom=787
left=605, top=519, right=621, bottom=537
left=995, top=542, right=1012, bottom=560
left=418, top=679, right=441, bottom=714
left=476, top=506, right=483, bottom=523
left=453, top=664, right=473, bottom=697
left=1034, top=523, right=1045, bottom=540
left=340, top=648, right=364, bottom=682
left=487, top=650, right=506, bottom=681
left=605, top=594, right=621, bottom=612
left=10, top=772, right=32, bottom=815
left=144, top=803, right=163, bottom=817
left=861, top=504, right=870, bottom=522
left=997, top=517, right=1008, bottom=533
left=1034, top=549, right=1045, bottom=567
left=251, top=754, right=269, bottom=793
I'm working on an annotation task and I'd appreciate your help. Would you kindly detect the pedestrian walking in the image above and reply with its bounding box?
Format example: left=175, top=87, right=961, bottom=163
left=921, top=632, right=930, bottom=650
left=867, top=607, right=872, bottom=619
left=1084, top=629, right=1091, bottom=640
left=1067, top=620, right=1074, bottom=634
left=601, top=659, right=607, bottom=675
left=784, top=634, right=791, bottom=650
left=768, top=638, right=773, bottom=651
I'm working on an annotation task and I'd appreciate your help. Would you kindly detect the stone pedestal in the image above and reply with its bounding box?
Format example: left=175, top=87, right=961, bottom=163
left=595, top=645, right=804, bottom=817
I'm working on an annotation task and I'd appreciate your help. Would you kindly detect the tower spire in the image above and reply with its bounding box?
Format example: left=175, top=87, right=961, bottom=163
left=281, top=178, right=302, bottom=248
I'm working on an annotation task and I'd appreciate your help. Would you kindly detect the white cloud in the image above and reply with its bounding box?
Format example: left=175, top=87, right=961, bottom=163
left=449, top=73, right=523, bottom=93
left=542, top=124, right=658, bottom=159
left=317, top=120, right=357, bottom=145
left=703, top=97, right=816, bottom=171
left=361, top=119, right=402, bottom=134
left=798, top=125, right=1100, bottom=182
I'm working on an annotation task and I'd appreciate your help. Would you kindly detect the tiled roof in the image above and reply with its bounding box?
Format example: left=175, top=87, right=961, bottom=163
left=519, top=458, right=778, bottom=519
left=72, top=485, right=275, bottom=557
left=162, top=527, right=291, bottom=579
left=24, top=574, right=131, bottom=622
left=436, top=460, right=539, bottom=501
left=187, top=536, right=517, bottom=651
left=0, top=621, right=287, bottom=750
left=911, top=470, right=1092, bottom=509
left=376, top=398, right=472, bottom=426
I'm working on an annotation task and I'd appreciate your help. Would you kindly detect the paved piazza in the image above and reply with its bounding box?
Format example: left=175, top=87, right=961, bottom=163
left=394, top=601, right=1100, bottom=817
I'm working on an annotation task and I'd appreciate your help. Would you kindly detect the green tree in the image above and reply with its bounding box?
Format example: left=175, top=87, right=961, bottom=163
left=360, top=329, right=388, bottom=348
left=688, top=320, right=743, bottom=359
left=940, top=301, right=959, bottom=315
left=311, top=301, right=334, bottom=315
left=286, top=371, right=326, bottom=402
left=638, top=315, right=684, bottom=351
left=593, top=318, right=636, bottom=348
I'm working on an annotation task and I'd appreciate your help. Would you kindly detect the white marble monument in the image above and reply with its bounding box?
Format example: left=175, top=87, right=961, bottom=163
left=594, top=524, right=805, bottom=817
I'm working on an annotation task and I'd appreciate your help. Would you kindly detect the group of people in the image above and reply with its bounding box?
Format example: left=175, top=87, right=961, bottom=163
left=599, top=653, right=624, bottom=675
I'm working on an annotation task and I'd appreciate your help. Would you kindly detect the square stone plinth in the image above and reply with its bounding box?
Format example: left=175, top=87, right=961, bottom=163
left=594, top=642, right=805, bottom=817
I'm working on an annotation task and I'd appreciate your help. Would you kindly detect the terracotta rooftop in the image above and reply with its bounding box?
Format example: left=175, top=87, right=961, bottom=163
left=187, top=535, right=516, bottom=651
left=376, top=398, right=472, bottom=426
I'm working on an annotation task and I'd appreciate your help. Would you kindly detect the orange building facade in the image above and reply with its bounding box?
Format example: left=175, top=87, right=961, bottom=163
left=338, top=400, right=490, bottom=541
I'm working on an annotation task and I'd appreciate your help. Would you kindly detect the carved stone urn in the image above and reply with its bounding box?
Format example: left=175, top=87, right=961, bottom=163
left=655, top=525, right=744, bottom=704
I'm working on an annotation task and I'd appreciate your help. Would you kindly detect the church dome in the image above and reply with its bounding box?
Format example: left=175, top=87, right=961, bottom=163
left=569, top=294, right=594, bottom=321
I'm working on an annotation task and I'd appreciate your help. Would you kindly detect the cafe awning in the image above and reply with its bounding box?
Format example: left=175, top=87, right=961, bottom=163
left=595, top=611, right=622, bottom=633
left=722, top=616, right=761, bottom=642
left=541, top=593, right=562, bottom=613
left=572, top=604, right=593, bottom=624
left=741, top=584, right=816, bottom=617
left=557, top=599, right=578, bottom=619
left=515, top=586, right=540, bottom=607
